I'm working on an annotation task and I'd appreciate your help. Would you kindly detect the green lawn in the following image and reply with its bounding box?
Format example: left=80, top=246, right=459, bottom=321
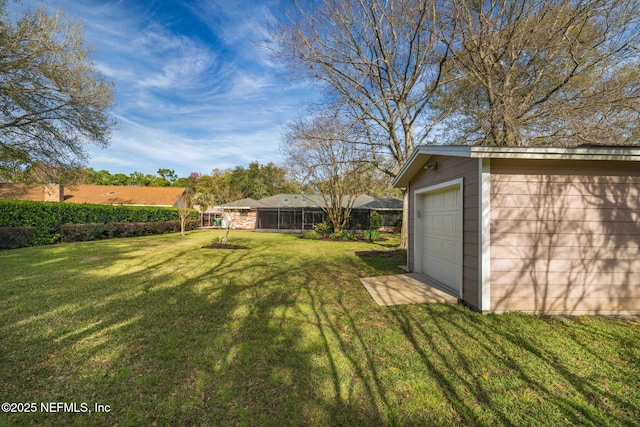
left=1, top=230, right=638, bottom=426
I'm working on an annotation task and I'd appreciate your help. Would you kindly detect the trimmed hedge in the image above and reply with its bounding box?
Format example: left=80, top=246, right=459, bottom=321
left=0, top=200, right=198, bottom=246
left=60, top=220, right=199, bottom=242
left=0, top=227, right=37, bottom=249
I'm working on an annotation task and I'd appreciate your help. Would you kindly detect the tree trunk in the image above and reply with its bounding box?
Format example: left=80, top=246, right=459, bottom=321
left=400, top=189, right=408, bottom=249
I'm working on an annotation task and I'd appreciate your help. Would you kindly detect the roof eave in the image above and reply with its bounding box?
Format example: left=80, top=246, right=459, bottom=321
left=394, top=146, right=473, bottom=188
left=393, top=145, right=640, bottom=188
left=469, top=146, right=640, bottom=161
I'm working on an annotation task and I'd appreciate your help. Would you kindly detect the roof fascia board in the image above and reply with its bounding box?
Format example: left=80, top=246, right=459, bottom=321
left=393, top=146, right=472, bottom=188
left=394, top=145, right=640, bottom=188
left=469, top=146, right=640, bottom=161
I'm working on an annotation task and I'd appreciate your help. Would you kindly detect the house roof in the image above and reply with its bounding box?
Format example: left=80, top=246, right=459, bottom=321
left=0, top=183, right=187, bottom=206
left=216, top=197, right=267, bottom=209
left=255, top=194, right=377, bottom=209
left=351, top=195, right=377, bottom=208
left=0, top=183, right=44, bottom=201
left=358, top=197, right=403, bottom=210
left=256, top=194, right=323, bottom=208
left=67, top=185, right=187, bottom=206
left=393, top=145, right=640, bottom=188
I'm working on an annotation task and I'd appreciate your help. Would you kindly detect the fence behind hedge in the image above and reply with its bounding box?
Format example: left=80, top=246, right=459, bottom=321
left=0, top=200, right=196, bottom=247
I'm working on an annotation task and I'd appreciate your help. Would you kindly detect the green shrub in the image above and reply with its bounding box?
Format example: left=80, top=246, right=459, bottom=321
left=60, top=223, right=107, bottom=242
left=340, top=231, right=357, bottom=240
left=363, top=230, right=381, bottom=241
left=314, top=220, right=333, bottom=236
left=0, top=200, right=188, bottom=246
left=301, top=231, right=321, bottom=240
left=370, top=211, right=382, bottom=231
left=0, top=227, right=37, bottom=249
left=60, top=220, right=199, bottom=243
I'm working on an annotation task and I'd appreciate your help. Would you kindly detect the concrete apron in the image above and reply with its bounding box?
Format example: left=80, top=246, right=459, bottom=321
left=359, top=273, right=458, bottom=306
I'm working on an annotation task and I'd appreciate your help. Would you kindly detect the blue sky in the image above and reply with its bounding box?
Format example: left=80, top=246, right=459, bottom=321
left=10, top=0, right=317, bottom=177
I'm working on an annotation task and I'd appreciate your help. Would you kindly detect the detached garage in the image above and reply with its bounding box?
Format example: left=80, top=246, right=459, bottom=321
left=393, top=145, right=640, bottom=314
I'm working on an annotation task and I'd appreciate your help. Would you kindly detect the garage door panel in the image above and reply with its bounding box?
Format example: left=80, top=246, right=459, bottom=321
left=443, top=189, right=458, bottom=207
left=424, top=237, right=443, bottom=255
left=425, top=237, right=459, bottom=258
left=425, top=213, right=460, bottom=236
left=420, top=185, right=462, bottom=294
left=425, top=259, right=460, bottom=288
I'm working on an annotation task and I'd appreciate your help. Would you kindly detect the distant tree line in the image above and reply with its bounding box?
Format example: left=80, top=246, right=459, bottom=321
left=80, top=161, right=303, bottom=200
left=83, top=167, right=191, bottom=188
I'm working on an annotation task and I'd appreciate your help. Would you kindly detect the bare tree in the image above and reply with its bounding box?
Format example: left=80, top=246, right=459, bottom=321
left=282, top=111, right=374, bottom=234
left=444, top=0, right=640, bottom=146
left=214, top=185, right=243, bottom=245
left=271, top=0, right=455, bottom=246
left=0, top=3, right=117, bottom=182
left=176, top=191, right=196, bottom=236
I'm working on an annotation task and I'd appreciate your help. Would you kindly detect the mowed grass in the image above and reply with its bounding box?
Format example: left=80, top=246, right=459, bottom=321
left=1, top=230, right=639, bottom=426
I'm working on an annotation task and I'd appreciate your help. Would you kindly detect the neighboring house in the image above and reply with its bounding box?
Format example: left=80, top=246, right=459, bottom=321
left=205, top=198, right=267, bottom=230
left=254, top=193, right=377, bottom=232
left=202, top=193, right=401, bottom=232
left=0, top=183, right=187, bottom=207
left=393, top=145, right=640, bottom=315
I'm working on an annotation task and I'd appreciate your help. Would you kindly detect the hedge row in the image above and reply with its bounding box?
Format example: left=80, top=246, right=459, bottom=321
left=0, top=227, right=37, bottom=249
left=0, top=200, right=197, bottom=246
left=60, top=220, right=199, bottom=242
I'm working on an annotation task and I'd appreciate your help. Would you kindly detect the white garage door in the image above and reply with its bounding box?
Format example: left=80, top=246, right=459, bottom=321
left=421, top=185, right=462, bottom=294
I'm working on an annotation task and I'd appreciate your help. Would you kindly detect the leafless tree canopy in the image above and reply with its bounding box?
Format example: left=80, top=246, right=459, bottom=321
left=274, top=0, right=639, bottom=246
left=272, top=0, right=453, bottom=178
left=273, top=0, right=639, bottom=152
left=0, top=4, right=117, bottom=181
left=445, top=0, right=640, bottom=146
left=282, top=111, right=374, bottom=234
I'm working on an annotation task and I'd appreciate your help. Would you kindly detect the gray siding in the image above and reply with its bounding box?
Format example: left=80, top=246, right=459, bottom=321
left=408, top=156, right=480, bottom=309
left=490, top=159, right=640, bottom=314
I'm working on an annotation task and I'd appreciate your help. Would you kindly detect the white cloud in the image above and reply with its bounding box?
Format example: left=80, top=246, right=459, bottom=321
left=12, top=0, right=320, bottom=176
left=87, top=117, right=288, bottom=175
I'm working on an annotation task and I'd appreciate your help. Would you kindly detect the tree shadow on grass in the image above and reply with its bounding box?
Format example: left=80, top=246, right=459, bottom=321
left=1, top=233, right=394, bottom=425
left=383, top=304, right=640, bottom=425
left=1, top=232, right=639, bottom=425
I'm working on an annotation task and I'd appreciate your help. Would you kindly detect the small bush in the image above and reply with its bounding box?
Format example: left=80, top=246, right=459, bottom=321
left=0, top=227, right=37, bottom=249
left=340, top=231, right=357, bottom=240
left=301, top=231, right=321, bottom=240
left=328, top=232, right=355, bottom=240
left=370, top=211, right=382, bottom=231
left=363, top=230, right=381, bottom=241
left=60, top=220, right=199, bottom=243
left=314, top=221, right=332, bottom=236
left=60, top=223, right=107, bottom=242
